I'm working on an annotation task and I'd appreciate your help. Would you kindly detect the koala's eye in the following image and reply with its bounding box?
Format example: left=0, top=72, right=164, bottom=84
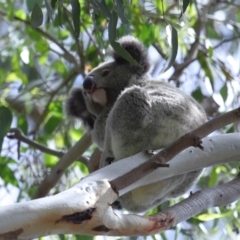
left=101, top=69, right=110, bottom=77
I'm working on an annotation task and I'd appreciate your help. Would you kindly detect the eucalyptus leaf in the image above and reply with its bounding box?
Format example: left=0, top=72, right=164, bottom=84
left=0, top=163, right=18, bottom=186
left=183, top=0, right=191, bottom=14
left=30, top=2, right=43, bottom=28
left=44, top=0, right=54, bottom=20
left=71, top=0, right=81, bottom=38
left=95, top=0, right=111, bottom=18
left=116, top=0, right=128, bottom=24
left=0, top=107, right=12, bottom=154
left=27, top=0, right=43, bottom=11
left=220, top=84, right=228, bottom=101
left=160, top=25, right=178, bottom=73
left=110, top=42, right=140, bottom=66
left=108, top=11, right=118, bottom=42
left=58, top=0, right=64, bottom=27
left=180, top=0, right=191, bottom=19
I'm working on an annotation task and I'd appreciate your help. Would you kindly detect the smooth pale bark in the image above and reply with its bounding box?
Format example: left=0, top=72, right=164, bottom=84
left=84, top=133, right=240, bottom=195
left=33, top=133, right=92, bottom=199
left=0, top=133, right=240, bottom=239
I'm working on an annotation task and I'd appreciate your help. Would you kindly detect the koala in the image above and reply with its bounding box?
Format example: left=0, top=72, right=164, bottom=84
left=65, top=36, right=207, bottom=213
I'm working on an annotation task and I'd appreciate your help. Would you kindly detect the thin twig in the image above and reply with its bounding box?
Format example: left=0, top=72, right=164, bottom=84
left=215, top=0, right=240, bottom=7
left=213, top=35, right=240, bottom=49
left=7, top=128, right=89, bottom=164
left=7, top=128, right=64, bottom=157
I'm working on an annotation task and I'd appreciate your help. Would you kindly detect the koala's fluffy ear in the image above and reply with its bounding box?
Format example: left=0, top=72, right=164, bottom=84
left=65, top=88, right=96, bottom=130
left=109, top=36, right=150, bottom=76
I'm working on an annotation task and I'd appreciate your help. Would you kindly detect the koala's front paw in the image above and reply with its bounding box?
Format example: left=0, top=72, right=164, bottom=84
left=111, top=200, right=122, bottom=210
left=144, top=150, right=157, bottom=156
left=105, top=157, right=114, bottom=165
left=99, top=152, right=114, bottom=168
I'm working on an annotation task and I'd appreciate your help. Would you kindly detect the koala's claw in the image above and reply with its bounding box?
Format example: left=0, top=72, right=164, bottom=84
left=111, top=200, right=122, bottom=210
left=144, top=150, right=157, bottom=156
left=105, top=157, right=114, bottom=165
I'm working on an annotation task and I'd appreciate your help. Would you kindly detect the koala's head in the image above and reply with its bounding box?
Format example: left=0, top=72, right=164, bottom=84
left=65, top=36, right=151, bottom=129
left=82, top=36, right=151, bottom=113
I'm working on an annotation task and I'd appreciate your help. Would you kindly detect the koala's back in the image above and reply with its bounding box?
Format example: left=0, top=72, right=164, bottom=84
left=106, top=80, right=206, bottom=160
left=103, top=80, right=206, bottom=212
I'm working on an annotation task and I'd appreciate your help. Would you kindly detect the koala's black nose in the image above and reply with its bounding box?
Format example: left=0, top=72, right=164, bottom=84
left=83, top=75, right=96, bottom=92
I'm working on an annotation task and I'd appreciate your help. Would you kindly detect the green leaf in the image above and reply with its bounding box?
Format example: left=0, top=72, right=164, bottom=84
left=183, top=0, right=191, bottom=13
left=44, top=115, right=62, bottom=134
left=71, top=0, right=81, bottom=38
left=220, top=84, right=228, bottom=101
left=0, top=160, right=18, bottom=186
left=44, top=0, right=54, bottom=20
left=160, top=25, right=178, bottom=73
left=208, top=167, right=217, bottom=187
left=58, top=0, right=64, bottom=27
left=30, top=2, right=43, bottom=28
left=180, top=0, right=191, bottom=19
left=195, top=213, right=229, bottom=221
left=110, top=42, right=140, bottom=66
left=198, top=51, right=214, bottom=84
left=15, top=9, right=27, bottom=20
left=192, top=88, right=204, bottom=102
left=115, top=0, right=128, bottom=24
left=95, top=0, right=111, bottom=18
left=44, top=153, right=59, bottom=167
left=27, top=0, right=43, bottom=11
left=108, top=11, right=118, bottom=42
left=75, top=233, right=94, bottom=240
left=17, top=115, right=28, bottom=135
left=52, top=60, right=67, bottom=74
left=51, top=0, right=58, bottom=9
left=7, top=1, right=14, bottom=20
left=0, top=107, right=12, bottom=154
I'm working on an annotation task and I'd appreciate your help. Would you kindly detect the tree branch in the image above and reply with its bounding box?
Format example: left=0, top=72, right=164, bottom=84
left=110, top=107, right=240, bottom=191
left=0, top=134, right=240, bottom=238
left=33, top=133, right=92, bottom=199
left=88, top=148, right=102, bottom=173
left=6, top=128, right=89, bottom=165
left=213, top=35, right=240, bottom=49
left=149, top=174, right=240, bottom=232
left=7, top=128, right=63, bottom=157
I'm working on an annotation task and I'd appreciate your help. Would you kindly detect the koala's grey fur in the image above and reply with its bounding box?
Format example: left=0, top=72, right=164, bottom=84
left=65, top=36, right=206, bottom=213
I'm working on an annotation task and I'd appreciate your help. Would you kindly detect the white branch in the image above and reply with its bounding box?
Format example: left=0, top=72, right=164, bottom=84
left=83, top=133, right=240, bottom=195
left=0, top=134, right=240, bottom=239
left=33, top=133, right=92, bottom=198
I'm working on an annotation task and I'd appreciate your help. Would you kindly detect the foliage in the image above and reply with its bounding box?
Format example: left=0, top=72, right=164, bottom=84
left=0, top=0, right=240, bottom=239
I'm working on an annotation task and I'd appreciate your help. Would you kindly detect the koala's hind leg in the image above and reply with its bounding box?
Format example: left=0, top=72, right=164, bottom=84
left=102, top=85, right=155, bottom=165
